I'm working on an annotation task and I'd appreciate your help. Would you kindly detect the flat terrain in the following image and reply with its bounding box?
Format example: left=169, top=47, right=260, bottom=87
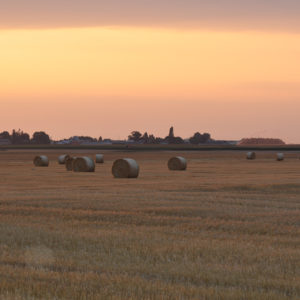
left=0, top=150, right=299, bottom=299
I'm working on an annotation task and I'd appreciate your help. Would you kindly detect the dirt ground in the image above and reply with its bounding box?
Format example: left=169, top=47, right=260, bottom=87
left=0, top=150, right=299, bottom=299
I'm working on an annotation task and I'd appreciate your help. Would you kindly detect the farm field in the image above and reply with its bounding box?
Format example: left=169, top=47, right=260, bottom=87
left=0, top=150, right=300, bottom=299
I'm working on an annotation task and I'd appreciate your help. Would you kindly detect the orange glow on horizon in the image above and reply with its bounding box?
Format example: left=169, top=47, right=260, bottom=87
left=1, top=27, right=300, bottom=142
left=1, top=27, right=300, bottom=101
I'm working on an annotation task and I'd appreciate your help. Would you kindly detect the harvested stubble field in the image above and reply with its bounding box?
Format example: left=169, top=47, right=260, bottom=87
left=0, top=150, right=300, bottom=300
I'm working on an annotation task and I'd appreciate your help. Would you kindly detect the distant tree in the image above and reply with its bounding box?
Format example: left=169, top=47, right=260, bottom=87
left=0, top=131, right=11, bottom=140
left=31, top=131, right=51, bottom=144
left=128, top=131, right=142, bottom=142
left=155, top=137, right=164, bottom=144
left=77, top=136, right=97, bottom=142
left=189, top=132, right=211, bottom=144
left=148, top=134, right=156, bottom=144
left=11, top=130, right=17, bottom=144
left=142, top=132, right=149, bottom=140
left=98, top=136, right=103, bottom=143
left=165, top=127, right=184, bottom=144
left=141, top=132, right=149, bottom=143
left=11, top=129, right=30, bottom=144
left=171, top=137, right=184, bottom=144
left=202, top=133, right=211, bottom=143
left=168, top=126, right=174, bottom=138
left=189, top=132, right=201, bottom=144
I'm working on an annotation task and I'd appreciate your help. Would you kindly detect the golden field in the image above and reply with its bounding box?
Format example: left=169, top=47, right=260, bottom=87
left=0, top=150, right=299, bottom=300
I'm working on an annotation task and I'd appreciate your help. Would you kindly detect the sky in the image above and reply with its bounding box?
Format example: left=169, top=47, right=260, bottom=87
left=1, top=0, right=300, bottom=142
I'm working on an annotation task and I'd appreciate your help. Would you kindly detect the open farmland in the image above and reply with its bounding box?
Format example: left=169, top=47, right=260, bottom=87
left=0, top=150, right=300, bottom=300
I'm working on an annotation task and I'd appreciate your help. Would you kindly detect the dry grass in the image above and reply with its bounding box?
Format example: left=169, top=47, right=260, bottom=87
left=0, top=150, right=300, bottom=299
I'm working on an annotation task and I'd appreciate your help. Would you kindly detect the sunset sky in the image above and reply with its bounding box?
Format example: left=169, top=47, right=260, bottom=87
left=1, top=1, right=300, bottom=142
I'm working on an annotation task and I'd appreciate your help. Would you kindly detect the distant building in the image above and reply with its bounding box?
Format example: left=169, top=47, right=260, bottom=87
left=80, top=141, right=101, bottom=145
left=209, top=140, right=238, bottom=145
left=239, top=138, right=285, bottom=145
left=100, top=139, right=113, bottom=145
left=56, top=139, right=72, bottom=145
left=111, top=140, right=127, bottom=145
left=55, top=136, right=100, bottom=145
left=0, top=139, right=11, bottom=145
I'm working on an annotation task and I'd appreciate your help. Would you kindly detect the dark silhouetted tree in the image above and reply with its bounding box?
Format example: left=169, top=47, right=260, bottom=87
left=169, top=126, right=174, bottom=138
left=0, top=131, right=11, bottom=140
left=128, top=131, right=142, bottom=142
left=31, top=131, right=51, bottom=144
left=155, top=137, right=164, bottom=144
left=171, top=137, right=184, bottom=144
left=141, top=132, right=149, bottom=143
left=148, top=134, right=156, bottom=144
left=165, top=127, right=184, bottom=144
left=11, top=129, right=30, bottom=144
left=202, top=133, right=211, bottom=143
left=189, top=132, right=211, bottom=144
left=77, top=136, right=97, bottom=142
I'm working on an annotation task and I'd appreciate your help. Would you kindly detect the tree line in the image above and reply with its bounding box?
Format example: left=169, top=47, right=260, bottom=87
left=0, top=130, right=51, bottom=144
left=0, top=127, right=211, bottom=145
left=128, top=127, right=211, bottom=144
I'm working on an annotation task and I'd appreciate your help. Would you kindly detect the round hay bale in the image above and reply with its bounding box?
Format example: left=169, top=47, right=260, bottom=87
left=277, top=153, right=284, bottom=161
left=65, top=157, right=76, bottom=171
left=95, top=154, right=104, bottom=164
left=247, top=152, right=256, bottom=160
left=73, top=157, right=95, bottom=172
left=58, top=154, right=71, bottom=165
left=112, top=158, right=139, bottom=178
left=168, top=156, right=187, bottom=171
left=34, top=155, right=49, bottom=167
